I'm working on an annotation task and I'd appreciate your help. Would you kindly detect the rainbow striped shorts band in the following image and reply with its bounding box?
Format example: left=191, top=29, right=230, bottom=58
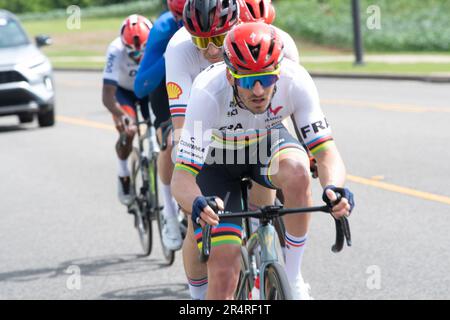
left=194, top=223, right=242, bottom=251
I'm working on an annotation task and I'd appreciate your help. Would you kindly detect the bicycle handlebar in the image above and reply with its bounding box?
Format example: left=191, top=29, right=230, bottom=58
left=199, top=202, right=352, bottom=263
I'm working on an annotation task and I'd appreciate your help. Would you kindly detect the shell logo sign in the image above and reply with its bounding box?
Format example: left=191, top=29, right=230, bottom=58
left=167, top=82, right=183, bottom=100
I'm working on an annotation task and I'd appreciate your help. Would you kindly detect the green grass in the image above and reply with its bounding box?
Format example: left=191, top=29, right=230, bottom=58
left=23, top=17, right=125, bottom=35
left=303, top=62, right=450, bottom=76
left=274, top=0, right=450, bottom=52
left=23, top=17, right=129, bottom=61
left=22, top=16, right=450, bottom=76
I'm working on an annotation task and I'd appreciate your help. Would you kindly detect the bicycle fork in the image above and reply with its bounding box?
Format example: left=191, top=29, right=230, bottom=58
left=247, top=223, right=285, bottom=300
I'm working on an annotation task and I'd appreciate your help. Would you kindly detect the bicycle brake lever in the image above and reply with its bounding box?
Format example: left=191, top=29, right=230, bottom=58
left=332, top=216, right=352, bottom=253
left=331, top=218, right=345, bottom=253
left=199, top=224, right=212, bottom=263
left=342, top=216, right=352, bottom=247
left=199, top=198, right=219, bottom=263
left=329, top=193, right=353, bottom=253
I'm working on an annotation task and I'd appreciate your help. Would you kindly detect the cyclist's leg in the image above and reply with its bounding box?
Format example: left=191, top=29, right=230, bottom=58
left=247, top=117, right=301, bottom=232
left=251, top=126, right=313, bottom=299
left=114, top=87, right=138, bottom=161
left=182, top=214, right=209, bottom=299
left=114, top=87, right=138, bottom=204
left=148, top=78, right=175, bottom=186
left=193, top=163, right=245, bottom=300
left=156, top=120, right=174, bottom=184
left=148, top=79, right=181, bottom=250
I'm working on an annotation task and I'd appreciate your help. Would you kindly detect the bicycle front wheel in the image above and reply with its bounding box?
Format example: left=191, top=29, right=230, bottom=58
left=130, top=148, right=153, bottom=256
left=261, top=263, right=293, bottom=300
left=234, top=246, right=253, bottom=300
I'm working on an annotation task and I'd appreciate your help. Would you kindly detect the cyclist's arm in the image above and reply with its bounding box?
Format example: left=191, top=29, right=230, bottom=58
left=313, top=144, right=346, bottom=188
left=275, top=26, right=300, bottom=64
left=289, top=65, right=346, bottom=187
left=165, top=36, right=192, bottom=137
left=171, top=171, right=201, bottom=214
left=134, top=16, right=177, bottom=98
left=134, top=43, right=166, bottom=98
left=171, top=87, right=219, bottom=215
left=102, top=84, right=124, bottom=118
left=102, top=44, right=126, bottom=118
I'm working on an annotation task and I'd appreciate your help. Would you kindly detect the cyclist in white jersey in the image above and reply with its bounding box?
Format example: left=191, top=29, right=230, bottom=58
left=165, top=0, right=240, bottom=300
left=102, top=15, right=152, bottom=205
left=164, top=0, right=301, bottom=300
left=171, top=22, right=355, bottom=299
left=166, top=0, right=299, bottom=132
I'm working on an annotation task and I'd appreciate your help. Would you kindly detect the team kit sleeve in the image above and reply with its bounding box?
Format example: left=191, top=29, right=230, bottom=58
left=289, top=68, right=334, bottom=156
left=174, top=88, right=219, bottom=177
left=102, top=43, right=120, bottom=87
left=165, top=40, right=193, bottom=118
left=134, top=13, right=177, bottom=98
left=277, top=27, right=300, bottom=64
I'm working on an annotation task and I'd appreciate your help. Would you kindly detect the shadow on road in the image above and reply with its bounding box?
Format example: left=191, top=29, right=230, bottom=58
left=0, top=124, right=33, bottom=133
left=0, top=254, right=171, bottom=283
left=101, top=283, right=190, bottom=300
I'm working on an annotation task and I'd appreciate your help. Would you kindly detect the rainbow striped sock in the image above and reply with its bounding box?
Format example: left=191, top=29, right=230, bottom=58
left=188, top=276, right=208, bottom=300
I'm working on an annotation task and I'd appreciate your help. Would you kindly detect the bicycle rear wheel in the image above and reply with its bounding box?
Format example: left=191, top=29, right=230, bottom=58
left=261, top=262, right=293, bottom=300
left=130, top=148, right=153, bottom=256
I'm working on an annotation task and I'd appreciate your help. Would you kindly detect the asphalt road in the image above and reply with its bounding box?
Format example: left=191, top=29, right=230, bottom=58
left=0, top=71, right=449, bottom=300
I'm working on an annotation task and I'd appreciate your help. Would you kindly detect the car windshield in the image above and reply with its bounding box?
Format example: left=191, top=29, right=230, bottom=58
left=0, top=17, right=29, bottom=48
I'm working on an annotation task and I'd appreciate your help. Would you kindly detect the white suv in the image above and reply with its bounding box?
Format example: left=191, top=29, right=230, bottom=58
left=0, top=10, right=55, bottom=127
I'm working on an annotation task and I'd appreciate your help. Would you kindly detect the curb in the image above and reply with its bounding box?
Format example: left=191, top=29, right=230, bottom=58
left=54, top=68, right=450, bottom=83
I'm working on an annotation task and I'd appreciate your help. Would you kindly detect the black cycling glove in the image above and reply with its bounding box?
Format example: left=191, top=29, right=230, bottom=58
left=192, top=196, right=218, bottom=226
left=322, top=185, right=355, bottom=213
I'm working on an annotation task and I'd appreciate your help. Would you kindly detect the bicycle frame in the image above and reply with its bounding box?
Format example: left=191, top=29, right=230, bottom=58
left=127, top=102, right=161, bottom=219
left=246, top=221, right=284, bottom=300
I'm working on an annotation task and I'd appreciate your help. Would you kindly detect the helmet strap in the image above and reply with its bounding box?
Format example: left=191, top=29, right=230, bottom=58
left=232, top=83, right=277, bottom=115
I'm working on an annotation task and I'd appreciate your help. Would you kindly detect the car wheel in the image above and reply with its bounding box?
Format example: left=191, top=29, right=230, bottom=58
left=18, top=113, right=34, bottom=123
left=38, top=106, right=55, bottom=127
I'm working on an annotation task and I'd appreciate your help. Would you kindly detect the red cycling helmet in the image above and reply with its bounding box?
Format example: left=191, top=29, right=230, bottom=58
left=183, top=0, right=239, bottom=37
left=167, top=0, right=187, bottom=18
left=238, top=0, right=275, bottom=24
left=223, top=21, right=283, bottom=73
left=120, top=14, right=153, bottom=56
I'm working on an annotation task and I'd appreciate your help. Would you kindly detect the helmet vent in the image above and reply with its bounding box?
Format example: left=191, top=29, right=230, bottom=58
left=267, top=38, right=275, bottom=59
left=259, top=1, right=265, bottom=17
left=246, top=2, right=256, bottom=18
left=248, top=44, right=261, bottom=61
left=133, top=36, right=141, bottom=49
left=232, top=41, right=246, bottom=64
left=219, top=0, right=231, bottom=28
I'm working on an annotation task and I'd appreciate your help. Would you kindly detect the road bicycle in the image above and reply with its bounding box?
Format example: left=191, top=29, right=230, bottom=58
left=200, top=178, right=352, bottom=300
left=126, top=102, right=186, bottom=265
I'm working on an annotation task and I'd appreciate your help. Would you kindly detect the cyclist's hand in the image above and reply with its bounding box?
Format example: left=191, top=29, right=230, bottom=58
left=120, top=114, right=137, bottom=136
left=192, top=196, right=224, bottom=227
left=322, top=185, right=355, bottom=219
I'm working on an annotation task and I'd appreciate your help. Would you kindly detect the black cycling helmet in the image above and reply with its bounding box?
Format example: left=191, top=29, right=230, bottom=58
left=183, top=0, right=240, bottom=37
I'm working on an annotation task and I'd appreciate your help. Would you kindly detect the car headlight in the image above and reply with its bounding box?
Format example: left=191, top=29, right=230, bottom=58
left=43, top=76, right=53, bottom=91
